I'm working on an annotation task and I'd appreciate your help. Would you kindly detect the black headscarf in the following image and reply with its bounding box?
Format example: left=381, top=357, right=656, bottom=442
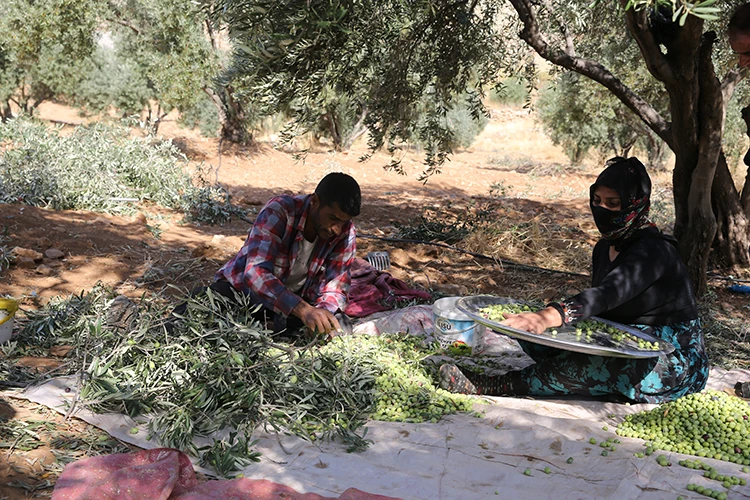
left=589, top=157, right=658, bottom=249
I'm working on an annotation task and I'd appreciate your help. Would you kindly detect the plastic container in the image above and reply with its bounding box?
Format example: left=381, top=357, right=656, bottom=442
left=0, top=298, right=18, bottom=343
left=432, top=296, right=485, bottom=355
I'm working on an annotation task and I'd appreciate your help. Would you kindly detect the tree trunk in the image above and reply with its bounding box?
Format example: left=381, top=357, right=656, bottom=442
left=619, top=139, right=635, bottom=158
left=1, top=101, right=11, bottom=122
left=322, top=112, right=342, bottom=150
left=204, top=86, right=252, bottom=145
left=508, top=0, right=750, bottom=295
left=739, top=106, right=750, bottom=217
left=712, top=152, right=750, bottom=270
left=151, top=110, right=168, bottom=135
left=341, top=107, right=369, bottom=150
left=645, top=133, right=668, bottom=171
left=677, top=32, right=725, bottom=295
left=202, top=19, right=250, bottom=144
left=662, top=57, right=701, bottom=245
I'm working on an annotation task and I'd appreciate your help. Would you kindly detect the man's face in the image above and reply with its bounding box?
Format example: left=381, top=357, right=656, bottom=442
left=310, top=198, right=352, bottom=240
left=730, top=30, right=750, bottom=68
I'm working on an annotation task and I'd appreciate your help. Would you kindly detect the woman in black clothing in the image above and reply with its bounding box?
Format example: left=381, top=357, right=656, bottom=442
left=440, top=157, right=709, bottom=403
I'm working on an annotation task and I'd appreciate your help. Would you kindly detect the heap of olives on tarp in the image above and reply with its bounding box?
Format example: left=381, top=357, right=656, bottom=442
left=618, top=390, right=750, bottom=465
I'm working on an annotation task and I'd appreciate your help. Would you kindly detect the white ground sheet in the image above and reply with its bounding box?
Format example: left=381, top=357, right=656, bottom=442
left=13, top=306, right=750, bottom=499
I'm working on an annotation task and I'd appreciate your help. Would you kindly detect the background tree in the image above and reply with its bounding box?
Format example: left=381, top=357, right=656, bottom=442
left=76, top=0, right=223, bottom=135
left=207, top=0, right=505, bottom=175
left=534, top=2, right=675, bottom=169
left=506, top=0, right=746, bottom=294
left=537, top=74, right=670, bottom=168
left=209, top=0, right=749, bottom=294
left=0, top=0, right=100, bottom=121
left=286, top=86, right=370, bottom=151
left=0, top=0, right=254, bottom=142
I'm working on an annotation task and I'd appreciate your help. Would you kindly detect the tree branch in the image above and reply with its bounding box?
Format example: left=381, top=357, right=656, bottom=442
left=106, top=17, right=141, bottom=35
left=507, top=0, right=672, bottom=147
left=539, top=0, right=575, bottom=57
left=205, top=19, right=217, bottom=51
left=620, top=2, right=674, bottom=85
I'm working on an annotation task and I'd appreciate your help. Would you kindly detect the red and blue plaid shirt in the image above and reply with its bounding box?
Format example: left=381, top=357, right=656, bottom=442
left=216, top=194, right=356, bottom=316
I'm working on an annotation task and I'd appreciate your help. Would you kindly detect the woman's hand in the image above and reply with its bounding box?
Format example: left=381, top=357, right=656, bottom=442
left=500, top=306, right=563, bottom=334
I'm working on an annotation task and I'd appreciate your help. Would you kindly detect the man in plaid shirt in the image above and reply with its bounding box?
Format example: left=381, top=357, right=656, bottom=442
left=212, top=172, right=360, bottom=336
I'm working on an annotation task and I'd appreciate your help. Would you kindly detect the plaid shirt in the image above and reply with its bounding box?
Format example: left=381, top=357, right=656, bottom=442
left=216, top=194, right=356, bottom=316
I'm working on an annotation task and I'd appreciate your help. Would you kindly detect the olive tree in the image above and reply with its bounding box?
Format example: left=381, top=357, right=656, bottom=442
left=210, top=0, right=750, bottom=294
left=0, top=0, right=100, bottom=120
left=0, top=0, right=254, bottom=141
left=206, top=0, right=506, bottom=175
left=537, top=72, right=670, bottom=167
left=506, top=0, right=746, bottom=294
left=78, top=0, right=232, bottom=137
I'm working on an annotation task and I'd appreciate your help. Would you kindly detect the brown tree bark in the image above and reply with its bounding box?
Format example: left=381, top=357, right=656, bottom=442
left=1, top=101, right=12, bottom=122
left=341, top=108, right=369, bottom=150
left=322, top=112, right=342, bottom=150
left=740, top=106, right=750, bottom=217
left=323, top=107, right=369, bottom=151
left=712, top=152, right=750, bottom=270
left=204, top=86, right=252, bottom=145
left=675, top=32, right=722, bottom=295
left=644, top=133, right=668, bottom=171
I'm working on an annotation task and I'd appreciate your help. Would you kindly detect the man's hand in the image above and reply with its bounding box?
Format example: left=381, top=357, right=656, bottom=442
left=291, top=301, right=342, bottom=335
left=501, top=306, right=563, bottom=335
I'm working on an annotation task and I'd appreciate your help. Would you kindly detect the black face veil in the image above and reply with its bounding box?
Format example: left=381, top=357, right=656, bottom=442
left=589, top=157, right=655, bottom=248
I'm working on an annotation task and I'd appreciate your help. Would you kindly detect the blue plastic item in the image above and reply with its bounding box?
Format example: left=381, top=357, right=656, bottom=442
left=728, top=284, right=750, bottom=294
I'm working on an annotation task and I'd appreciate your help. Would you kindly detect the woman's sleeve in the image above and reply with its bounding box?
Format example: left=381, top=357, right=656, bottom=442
left=551, top=239, right=670, bottom=324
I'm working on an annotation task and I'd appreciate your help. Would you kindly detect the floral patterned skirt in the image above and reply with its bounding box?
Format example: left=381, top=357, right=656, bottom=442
left=503, top=319, right=709, bottom=403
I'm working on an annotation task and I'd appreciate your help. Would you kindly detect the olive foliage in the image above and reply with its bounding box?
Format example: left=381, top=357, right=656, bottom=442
left=208, top=0, right=750, bottom=293
left=0, top=0, right=100, bottom=119
left=206, top=0, right=509, bottom=175
left=77, top=0, right=220, bottom=133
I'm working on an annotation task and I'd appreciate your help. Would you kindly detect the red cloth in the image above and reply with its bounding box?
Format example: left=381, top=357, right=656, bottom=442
left=51, top=448, right=402, bottom=500
left=51, top=448, right=197, bottom=500
left=174, top=478, right=400, bottom=500
left=344, top=258, right=432, bottom=318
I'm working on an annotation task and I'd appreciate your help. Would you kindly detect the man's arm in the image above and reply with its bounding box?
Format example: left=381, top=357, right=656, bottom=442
left=290, top=224, right=356, bottom=335
left=314, top=223, right=357, bottom=314
left=233, top=199, right=304, bottom=316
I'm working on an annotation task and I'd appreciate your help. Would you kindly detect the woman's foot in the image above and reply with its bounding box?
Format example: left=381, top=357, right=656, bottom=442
left=439, top=364, right=478, bottom=395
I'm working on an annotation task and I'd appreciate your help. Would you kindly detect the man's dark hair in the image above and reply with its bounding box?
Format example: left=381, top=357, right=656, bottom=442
left=315, top=172, right=361, bottom=216
left=730, top=3, right=750, bottom=34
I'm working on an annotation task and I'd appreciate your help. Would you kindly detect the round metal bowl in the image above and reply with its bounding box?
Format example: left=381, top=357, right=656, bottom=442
left=456, top=295, right=675, bottom=359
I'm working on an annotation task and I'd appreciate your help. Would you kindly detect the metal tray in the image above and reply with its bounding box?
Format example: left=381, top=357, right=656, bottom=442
left=456, top=295, right=675, bottom=359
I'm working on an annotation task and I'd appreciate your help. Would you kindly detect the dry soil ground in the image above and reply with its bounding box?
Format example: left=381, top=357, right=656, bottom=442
left=1, top=103, right=749, bottom=498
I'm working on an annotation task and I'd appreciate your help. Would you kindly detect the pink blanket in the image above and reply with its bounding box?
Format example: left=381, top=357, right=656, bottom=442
left=51, top=448, right=401, bottom=500
left=345, top=258, right=432, bottom=318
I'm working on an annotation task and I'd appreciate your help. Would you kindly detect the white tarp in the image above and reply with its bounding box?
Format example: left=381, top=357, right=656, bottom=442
left=13, top=306, right=750, bottom=499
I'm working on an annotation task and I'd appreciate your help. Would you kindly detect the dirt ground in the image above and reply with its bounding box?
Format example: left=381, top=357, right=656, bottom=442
left=1, top=104, right=604, bottom=302
left=2, top=102, right=750, bottom=498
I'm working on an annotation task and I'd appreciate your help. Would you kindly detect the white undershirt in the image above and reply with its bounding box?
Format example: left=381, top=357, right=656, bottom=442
left=286, top=238, right=316, bottom=293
